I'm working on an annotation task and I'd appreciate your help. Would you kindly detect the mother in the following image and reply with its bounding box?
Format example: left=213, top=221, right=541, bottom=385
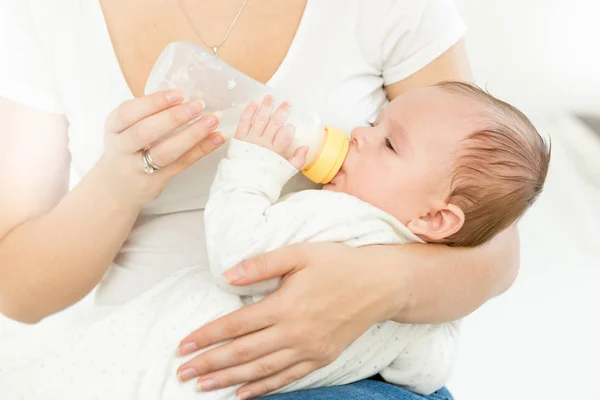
left=0, top=0, right=518, bottom=399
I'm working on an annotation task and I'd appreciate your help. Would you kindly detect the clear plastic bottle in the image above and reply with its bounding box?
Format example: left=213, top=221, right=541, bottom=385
left=144, top=41, right=349, bottom=184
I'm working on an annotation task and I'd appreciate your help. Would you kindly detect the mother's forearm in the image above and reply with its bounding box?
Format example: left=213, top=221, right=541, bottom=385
left=0, top=161, right=141, bottom=324
left=370, top=225, right=520, bottom=324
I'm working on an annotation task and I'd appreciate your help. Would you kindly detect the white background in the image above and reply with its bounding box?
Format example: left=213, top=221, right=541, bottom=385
left=455, top=0, right=600, bottom=115
left=449, top=1, right=600, bottom=399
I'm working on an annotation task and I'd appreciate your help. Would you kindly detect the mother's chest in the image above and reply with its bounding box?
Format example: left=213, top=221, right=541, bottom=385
left=45, top=8, right=385, bottom=176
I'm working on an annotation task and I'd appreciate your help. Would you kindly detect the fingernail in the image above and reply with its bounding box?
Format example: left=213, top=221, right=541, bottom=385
left=203, top=115, right=218, bottom=128
left=237, top=390, right=253, bottom=400
left=211, top=134, right=225, bottom=145
left=197, top=379, right=218, bottom=392
left=187, top=102, right=203, bottom=116
left=177, top=341, right=198, bottom=356
left=166, top=90, right=183, bottom=104
left=286, top=124, right=296, bottom=136
left=223, top=264, right=246, bottom=283
left=178, top=368, right=198, bottom=381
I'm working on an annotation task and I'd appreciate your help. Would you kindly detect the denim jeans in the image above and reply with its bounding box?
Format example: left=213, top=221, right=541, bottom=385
left=262, top=379, right=454, bottom=400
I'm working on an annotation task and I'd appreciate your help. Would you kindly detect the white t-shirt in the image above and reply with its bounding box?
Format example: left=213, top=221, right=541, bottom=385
left=0, top=0, right=466, bottom=305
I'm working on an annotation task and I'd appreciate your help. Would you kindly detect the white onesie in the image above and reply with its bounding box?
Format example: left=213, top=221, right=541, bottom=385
left=205, top=140, right=461, bottom=395
left=0, top=140, right=459, bottom=399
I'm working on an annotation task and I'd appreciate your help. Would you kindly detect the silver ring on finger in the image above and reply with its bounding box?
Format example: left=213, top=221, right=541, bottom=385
left=142, top=148, right=161, bottom=174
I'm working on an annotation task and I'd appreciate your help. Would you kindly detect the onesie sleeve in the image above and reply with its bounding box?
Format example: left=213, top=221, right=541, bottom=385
left=380, top=0, right=467, bottom=85
left=0, top=0, right=64, bottom=114
left=204, top=139, right=301, bottom=296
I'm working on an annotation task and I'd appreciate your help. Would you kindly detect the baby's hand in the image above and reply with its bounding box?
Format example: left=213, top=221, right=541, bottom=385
left=234, top=95, right=307, bottom=170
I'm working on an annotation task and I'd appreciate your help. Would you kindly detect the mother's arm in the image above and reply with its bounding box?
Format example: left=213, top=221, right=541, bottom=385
left=365, top=226, right=519, bottom=324
left=384, top=40, right=475, bottom=98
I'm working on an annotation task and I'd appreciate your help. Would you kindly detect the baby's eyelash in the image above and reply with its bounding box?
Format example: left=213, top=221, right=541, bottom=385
left=385, top=138, right=395, bottom=152
left=369, top=121, right=395, bottom=152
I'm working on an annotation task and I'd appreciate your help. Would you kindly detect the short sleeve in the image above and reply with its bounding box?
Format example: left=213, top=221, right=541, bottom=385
left=381, top=0, right=467, bottom=85
left=0, top=0, right=64, bottom=114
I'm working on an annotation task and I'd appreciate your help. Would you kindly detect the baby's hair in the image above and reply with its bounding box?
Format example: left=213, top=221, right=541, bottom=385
left=436, top=81, right=551, bottom=247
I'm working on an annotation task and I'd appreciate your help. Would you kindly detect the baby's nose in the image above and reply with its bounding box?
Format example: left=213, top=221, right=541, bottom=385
left=350, top=128, right=367, bottom=150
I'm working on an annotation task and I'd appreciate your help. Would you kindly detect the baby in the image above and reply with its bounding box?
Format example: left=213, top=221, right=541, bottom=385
left=0, top=82, right=549, bottom=400
left=326, top=81, right=550, bottom=247
left=204, top=81, right=551, bottom=394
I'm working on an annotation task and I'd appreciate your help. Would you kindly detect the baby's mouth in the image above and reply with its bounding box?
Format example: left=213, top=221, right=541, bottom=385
left=329, top=153, right=349, bottom=185
left=329, top=170, right=344, bottom=184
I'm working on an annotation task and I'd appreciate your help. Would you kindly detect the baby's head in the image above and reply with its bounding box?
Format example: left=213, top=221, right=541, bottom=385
left=325, top=82, right=550, bottom=247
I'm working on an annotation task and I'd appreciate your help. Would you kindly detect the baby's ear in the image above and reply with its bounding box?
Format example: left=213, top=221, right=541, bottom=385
left=406, top=204, right=465, bottom=242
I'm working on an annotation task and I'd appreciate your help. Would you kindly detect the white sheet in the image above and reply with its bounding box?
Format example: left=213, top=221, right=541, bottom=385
left=449, top=113, right=600, bottom=400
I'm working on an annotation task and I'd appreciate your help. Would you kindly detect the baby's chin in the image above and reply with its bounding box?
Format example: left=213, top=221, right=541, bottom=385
left=323, top=171, right=345, bottom=192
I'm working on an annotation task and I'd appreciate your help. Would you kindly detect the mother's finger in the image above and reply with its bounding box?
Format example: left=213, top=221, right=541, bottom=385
left=105, top=89, right=184, bottom=133
left=159, top=133, right=225, bottom=179
left=178, top=298, right=279, bottom=356
left=223, top=243, right=309, bottom=286
left=178, top=326, right=286, bottom=380
left=194, top=349, right=301, bottom=393
left=237, top=361, right=316, bottom=399
left=146, top=114, right=219, bottom=168
left=119, top=101, right=205, bottom=153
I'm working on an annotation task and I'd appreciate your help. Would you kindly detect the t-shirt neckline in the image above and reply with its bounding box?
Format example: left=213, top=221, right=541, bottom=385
left=93, top=0, right=314, bottom=98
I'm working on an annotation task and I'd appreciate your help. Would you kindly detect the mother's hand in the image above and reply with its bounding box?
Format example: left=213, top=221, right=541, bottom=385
left=176, top=243, right=399, bottom=399
left=99, top=89, right=224, bottom=208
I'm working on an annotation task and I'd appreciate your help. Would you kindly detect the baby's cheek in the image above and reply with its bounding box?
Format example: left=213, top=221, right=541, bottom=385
left=359, top=178, right=386, bottom=205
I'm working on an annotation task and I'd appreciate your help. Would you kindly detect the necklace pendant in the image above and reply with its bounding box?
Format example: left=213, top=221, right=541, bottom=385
left=212, top=46, right=219, bottom=57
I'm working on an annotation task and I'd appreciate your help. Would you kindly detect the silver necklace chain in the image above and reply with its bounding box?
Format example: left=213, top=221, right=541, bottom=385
left=178, top=0, right=249, bottom=57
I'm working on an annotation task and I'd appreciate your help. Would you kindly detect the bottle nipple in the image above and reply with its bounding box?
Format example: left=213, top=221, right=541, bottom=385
left=302, top=127, right=349, bottom=184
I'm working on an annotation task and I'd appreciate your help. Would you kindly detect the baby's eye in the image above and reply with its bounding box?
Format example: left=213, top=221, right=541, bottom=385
left=385, top=138, right=395, bottom=152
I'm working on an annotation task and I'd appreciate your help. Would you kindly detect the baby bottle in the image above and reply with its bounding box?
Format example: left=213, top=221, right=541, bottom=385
left=144, top=41, right=349, bottom=184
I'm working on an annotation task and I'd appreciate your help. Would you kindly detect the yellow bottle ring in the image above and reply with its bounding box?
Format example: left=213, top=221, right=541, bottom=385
left=302, top=127, right=349, bottom=184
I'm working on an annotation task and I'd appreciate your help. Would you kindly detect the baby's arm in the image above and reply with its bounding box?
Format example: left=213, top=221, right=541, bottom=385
left=381, top=322, right=461, bottom=395
left=205, top=96, right=308, bottom=296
